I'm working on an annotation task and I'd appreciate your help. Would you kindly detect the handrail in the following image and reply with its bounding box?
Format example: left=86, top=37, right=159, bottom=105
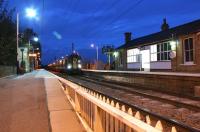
left=60, top=77, right=200, bottom=132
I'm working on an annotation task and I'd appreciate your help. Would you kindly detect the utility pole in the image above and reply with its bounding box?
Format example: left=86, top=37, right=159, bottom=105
left=16, top=13, right=19, bottom=74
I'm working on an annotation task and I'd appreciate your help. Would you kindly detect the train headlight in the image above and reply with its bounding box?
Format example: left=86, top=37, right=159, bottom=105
left=78, top=64, right=82, bottom=69
left=67, top=64, right=72, bottom=69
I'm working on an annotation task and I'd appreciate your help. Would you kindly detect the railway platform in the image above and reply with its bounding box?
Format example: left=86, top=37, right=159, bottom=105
left=0, top=69, right=84, bottom=132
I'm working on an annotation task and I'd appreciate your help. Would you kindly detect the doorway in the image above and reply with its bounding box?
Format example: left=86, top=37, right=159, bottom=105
left=141, top=50, right=150, bottom=71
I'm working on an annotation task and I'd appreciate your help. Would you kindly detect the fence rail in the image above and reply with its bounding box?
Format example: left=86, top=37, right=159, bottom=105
left=58, top=76, right=199, bottom=132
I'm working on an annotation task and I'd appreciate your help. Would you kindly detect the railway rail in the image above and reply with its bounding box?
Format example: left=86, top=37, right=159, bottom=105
left=56, top=72, right=200, bottom=131
left=78, top=75, right=200, bottom=112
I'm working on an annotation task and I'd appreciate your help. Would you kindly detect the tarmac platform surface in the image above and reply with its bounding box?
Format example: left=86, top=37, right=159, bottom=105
left=0, top=69, right=84, bottom=132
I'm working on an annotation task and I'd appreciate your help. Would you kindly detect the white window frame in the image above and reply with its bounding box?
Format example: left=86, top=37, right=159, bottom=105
left=127, top=48, right=140, bottom=63
left=150, top=45, right=157, bottom=61
left=150, top=42, right=172, bottom=62
left=184, top=38, right=194, bottom=64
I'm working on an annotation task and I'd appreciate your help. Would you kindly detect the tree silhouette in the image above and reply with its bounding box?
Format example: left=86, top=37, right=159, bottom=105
left=0, top=0, right=16, bottom=65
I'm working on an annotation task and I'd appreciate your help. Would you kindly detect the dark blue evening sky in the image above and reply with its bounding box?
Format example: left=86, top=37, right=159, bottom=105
left=9, top=0, right=200, bottom=65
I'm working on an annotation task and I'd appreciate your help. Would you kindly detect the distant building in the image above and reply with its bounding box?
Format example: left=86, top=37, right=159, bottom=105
left=32, top=42, right=42, bottom=69
left=115, top=19, right=200, bottom=72
left=18, top=40, right=42, bottom=72
left=83, top=60, right=105, bottom=70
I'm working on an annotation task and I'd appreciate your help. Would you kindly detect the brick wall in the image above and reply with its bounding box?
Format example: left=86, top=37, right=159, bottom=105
left=173, top=33, right=200, bottom=72
left=83, top=70, right=200, bottom=97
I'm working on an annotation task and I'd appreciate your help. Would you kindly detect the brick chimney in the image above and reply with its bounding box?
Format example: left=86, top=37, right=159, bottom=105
left=124, top=32, right=132, bottom=43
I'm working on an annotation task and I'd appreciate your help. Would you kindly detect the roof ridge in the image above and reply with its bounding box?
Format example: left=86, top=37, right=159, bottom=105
left=117, top=18, right=200, bottom=49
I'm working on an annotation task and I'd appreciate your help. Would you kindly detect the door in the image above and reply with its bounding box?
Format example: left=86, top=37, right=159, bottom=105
left=141, top=50, right=150, bottom=71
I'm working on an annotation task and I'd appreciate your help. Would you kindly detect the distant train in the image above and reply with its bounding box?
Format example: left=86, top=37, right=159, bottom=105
left=48, top=52, right=82, bottom=75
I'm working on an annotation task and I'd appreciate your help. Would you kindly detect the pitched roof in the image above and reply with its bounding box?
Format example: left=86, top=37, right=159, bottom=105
left=117, top=19, right=200, bottom=49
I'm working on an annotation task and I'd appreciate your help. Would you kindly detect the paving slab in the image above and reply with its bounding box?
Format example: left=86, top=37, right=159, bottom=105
left=50, top=110, right=84, bottom=132
left=0, top=77, right=49, bottom=132
left=44, top=71, right=85, bottom=132
left=0, top=69, right=85, bottom=132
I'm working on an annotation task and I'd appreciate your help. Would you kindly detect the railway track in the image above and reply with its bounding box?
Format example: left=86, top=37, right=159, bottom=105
left=56, top=73, right=200, bottom=131
left=78, top=75, right=200, bottom=112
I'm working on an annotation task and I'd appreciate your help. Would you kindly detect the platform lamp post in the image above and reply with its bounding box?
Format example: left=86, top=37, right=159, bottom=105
left=16, top=7, right=37, bottom=74
left=90, top=44, right=99, bottom=70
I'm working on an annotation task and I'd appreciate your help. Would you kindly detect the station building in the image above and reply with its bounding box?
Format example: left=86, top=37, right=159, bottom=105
left=115, top=19, right=200, bottom=72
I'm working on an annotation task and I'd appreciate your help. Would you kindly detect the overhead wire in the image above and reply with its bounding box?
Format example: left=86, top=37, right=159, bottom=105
left=78, top=0, right=121, bottom=37
left=87, top=0, right=145, bottom=39
left=66, top=0, right=81, bottom=25
left=62, top=0, right=77, bottom=30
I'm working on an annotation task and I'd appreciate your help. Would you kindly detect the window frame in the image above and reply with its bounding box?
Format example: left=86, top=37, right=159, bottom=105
left=184, top=37, right=194, bottom=64
left=127, top=48, right=141, bottom=63
left=150, top=42, right=172, bottom=62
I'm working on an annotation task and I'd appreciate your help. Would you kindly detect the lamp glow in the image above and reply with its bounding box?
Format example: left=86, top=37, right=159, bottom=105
left=78, top=64, right=82, bottom=69
left=67, top=64, right=72, bottom=69
left=33, top=37, right=39, bottom=42
left=113, top=51, right=119, bottom=57
left=25, top=8, right=37, bottom=18
left=90, top=44, right=94, bottom=48
left=170, top=41, right=176, bottom=50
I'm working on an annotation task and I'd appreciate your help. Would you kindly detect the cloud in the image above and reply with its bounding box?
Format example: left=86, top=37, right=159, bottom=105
left=52, top=31, right=62, bottom=40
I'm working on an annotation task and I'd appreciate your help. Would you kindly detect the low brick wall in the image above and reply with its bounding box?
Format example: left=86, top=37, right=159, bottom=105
left=0, top=65, right=16, bottom=77
left=83, top=70, right=200, bottom=97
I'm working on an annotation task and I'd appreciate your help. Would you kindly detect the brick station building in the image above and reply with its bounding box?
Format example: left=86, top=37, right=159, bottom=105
left=115, top=19, right=200, bottom=72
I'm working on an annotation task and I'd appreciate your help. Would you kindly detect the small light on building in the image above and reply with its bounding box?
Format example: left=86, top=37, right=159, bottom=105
left=170, top=41, right=176, bottom=50
left=113, top=51, right=119, bottom=57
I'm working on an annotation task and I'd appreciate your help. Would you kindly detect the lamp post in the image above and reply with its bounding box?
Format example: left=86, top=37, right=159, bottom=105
left=16, top=7, right=37, bottom=74
left=91, top=44, right=99, bottom=70
left=16, top=13, right=19, bottom=74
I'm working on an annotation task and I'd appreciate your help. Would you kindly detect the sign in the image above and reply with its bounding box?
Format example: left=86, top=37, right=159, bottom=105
left=169, top=51, right=176, bottom=59
left=29, top=53, right=37, bottom=57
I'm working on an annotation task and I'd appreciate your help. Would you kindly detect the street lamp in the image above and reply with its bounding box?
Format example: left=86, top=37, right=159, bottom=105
left=90, top=44, right=99, bottom=70
left=33, top=36, right=39, bottom=42
left=16, top=7, right=37, bottom=74
left=25, top=8, right=37, bottom=18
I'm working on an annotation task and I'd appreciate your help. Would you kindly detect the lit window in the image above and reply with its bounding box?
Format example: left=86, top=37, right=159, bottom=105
left=184, top=38, right=193, bottom=62
left=150, top=42, right=172, bottom=62
left=127, top=48, right=140, bottom=63
left=150, top=45, right=157, bottom=61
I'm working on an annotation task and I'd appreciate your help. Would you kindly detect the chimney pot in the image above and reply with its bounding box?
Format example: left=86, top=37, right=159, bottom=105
left=161, top=18, right=169, bottom=31
left=124, top=32, right=132, bottom=43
